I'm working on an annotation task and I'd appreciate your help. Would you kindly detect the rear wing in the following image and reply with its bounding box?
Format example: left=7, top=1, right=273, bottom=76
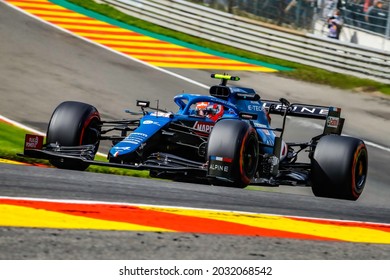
left=262, top=100, right=344, bottom=135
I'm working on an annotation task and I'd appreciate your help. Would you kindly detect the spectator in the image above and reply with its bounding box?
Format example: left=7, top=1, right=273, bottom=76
left=363, top=0, right=374, bottom=12
left=365, top=0, right=387, bottom=34
left=323, top=0, right=337, bottom=17
left=327, top=9, right=344, bottom=38
left=345, top=0, right=364, bottom=27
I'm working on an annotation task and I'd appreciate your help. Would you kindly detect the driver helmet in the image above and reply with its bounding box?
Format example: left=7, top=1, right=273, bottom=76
left=195, top=102, right=224, bottom=121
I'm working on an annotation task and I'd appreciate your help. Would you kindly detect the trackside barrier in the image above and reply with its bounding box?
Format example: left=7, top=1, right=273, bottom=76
left=100, top=0, right=390, bottom=84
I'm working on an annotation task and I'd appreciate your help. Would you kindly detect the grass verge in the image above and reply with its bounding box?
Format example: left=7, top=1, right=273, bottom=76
left=0, top=121, right=150, bottom=178
left=64, top=0, right=390, bottom=95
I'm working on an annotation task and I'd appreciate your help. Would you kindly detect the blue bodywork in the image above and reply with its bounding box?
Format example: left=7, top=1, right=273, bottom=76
left=109, top=86, right=275, bottom=159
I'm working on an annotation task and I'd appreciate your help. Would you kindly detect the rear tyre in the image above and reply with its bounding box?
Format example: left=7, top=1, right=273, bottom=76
left=207, top=119, right=259, bottom=188
left=311, top=135, right=368, bottom=200
left=46, top=101, right=101, bottom=171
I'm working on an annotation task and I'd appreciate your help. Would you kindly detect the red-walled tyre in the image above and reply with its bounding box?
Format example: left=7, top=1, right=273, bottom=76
left=311, top=135, right=368, bottom=200
left=46, top=101, right=101, bottom=171
left=207, top=119, right=259, bottom=188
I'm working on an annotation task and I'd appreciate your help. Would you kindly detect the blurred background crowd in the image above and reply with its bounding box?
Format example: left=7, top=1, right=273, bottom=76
left=188, top=0, right=390, bottom=38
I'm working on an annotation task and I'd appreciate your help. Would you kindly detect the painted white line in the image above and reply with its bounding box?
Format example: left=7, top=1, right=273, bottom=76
left=0, top=114, right=106, bottom=157
left=2, top=1, right=389, bottom=154
left=1, top=0, right=209, bottom=90
left=293, top=118, right=390, bottom=153
left=0, top=114, right=45, bottom=136
left=362, top=140, right=390, bottom=153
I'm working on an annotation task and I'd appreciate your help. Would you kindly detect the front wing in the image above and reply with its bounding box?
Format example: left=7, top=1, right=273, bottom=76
left=20, top=134, right=207, bottom=175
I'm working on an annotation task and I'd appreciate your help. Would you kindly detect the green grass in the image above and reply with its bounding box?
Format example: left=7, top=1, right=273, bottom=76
left=0, top=122, right=27, bottom=151
left=0, top=121, right=149, bottom=178
left=0, top=122, right=47, bottom=165
left=62, top=0, right=390, bottom=95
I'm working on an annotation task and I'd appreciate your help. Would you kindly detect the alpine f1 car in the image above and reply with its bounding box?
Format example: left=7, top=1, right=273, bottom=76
left=21, top=74, right=368, bottom=200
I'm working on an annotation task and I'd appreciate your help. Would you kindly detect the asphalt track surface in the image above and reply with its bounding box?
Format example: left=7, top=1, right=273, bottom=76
left=0, top=2, right=390, bottom=259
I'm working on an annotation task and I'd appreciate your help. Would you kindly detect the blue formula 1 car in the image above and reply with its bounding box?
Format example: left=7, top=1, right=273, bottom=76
left=21, top=74, right=368, bottom=200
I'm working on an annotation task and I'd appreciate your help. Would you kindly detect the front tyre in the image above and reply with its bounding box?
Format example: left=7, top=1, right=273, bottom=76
left=311, top=135, right=368, bottom=200
left=207, top=119, right=259, bottom=188
left=46, top=101, right=101, bottom=170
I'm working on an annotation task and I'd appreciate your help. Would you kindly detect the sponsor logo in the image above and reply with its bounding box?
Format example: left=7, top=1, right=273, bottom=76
left=112, top=147, right=132, bottom=157
left=262, top=129, right=271, bottom=136
left=327, top=116, right=339, bottom=128
left=237, top=93, right=255, bottom=99
left=254, top=123, right=267, bottom=128
left=121, top=140, right=141, bottom=145
left=129, top=132, right=148, bottom=138
left=193, top=121, right=214, bottom=133
left=262, top=103, right=329, bottom=116
left=24, top=134, right=43, bottom=150
left=150, top=112, right=172, bottom=118
left=123, top=132, right=148, bottom=145
left=143, top=120, right=161, bottom=126
left=209, top=163, right=229, bottom=173
left=247, top=104, right=264, bottom=112
left=112, top=147, right=131, bottom=151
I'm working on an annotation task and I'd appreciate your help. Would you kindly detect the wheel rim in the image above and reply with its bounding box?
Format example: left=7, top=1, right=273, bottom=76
left=352, top=145, right=367, bottom=193
left=354, top=151, right=367, bottom=190
left=80, top=114, right=101, bottom=147
left=242, top=133, right=258, bottom=178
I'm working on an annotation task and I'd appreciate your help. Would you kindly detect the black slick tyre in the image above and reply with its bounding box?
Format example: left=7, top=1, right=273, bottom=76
left=311, top=135, right=368, bottom=200
left=46, top=101, right=101, bottom=171
left=207, top=119, right=259, bottom=188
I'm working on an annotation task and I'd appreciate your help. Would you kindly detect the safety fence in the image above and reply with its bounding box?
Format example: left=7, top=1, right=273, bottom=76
left=187, top=1, right=390, bottom=38
left=101, top=0, right=390, bottom=83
